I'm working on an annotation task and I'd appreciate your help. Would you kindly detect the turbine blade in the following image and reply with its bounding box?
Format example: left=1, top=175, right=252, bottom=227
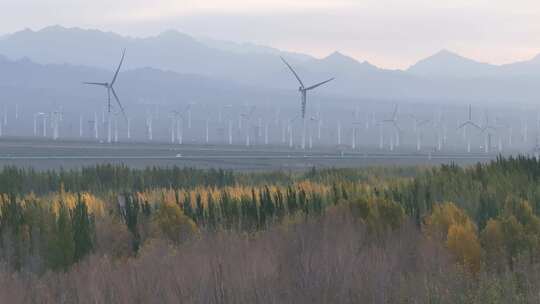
left=280, top=56, right=305, bottom=88
left=111, top=49, right=126, bottom=86
left=83, top=82, right=108, bottom=86
left=305, top=78, right=335, bottom=90
left=111, top=87, right=127, bottom=121
left=472, top=122, right=482, bottom=130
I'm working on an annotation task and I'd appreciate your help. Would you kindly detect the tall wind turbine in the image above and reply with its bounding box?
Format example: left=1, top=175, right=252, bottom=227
left=410, top=115, right=430, bottom=152
left=380, top=105, right=401, bottom=150
left=480, top=111, right=498, bottom=154
left=241, top=106, right=256, bottom=147
left=287, top=114, right=301, bottom=148
left=280, top=56, right=334, bottom=149
left=458, top=104, right=481, bottom=153
left=83, top=49, right=127, bottom=143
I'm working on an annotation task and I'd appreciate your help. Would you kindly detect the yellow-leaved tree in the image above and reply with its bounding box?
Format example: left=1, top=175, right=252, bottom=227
left=153, top=201, right=198, bottom=244
left=426, top=202, right=481, bottom=274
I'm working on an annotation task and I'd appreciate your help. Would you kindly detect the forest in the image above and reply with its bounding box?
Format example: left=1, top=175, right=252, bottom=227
left=1, top=157, right=540, bottom=303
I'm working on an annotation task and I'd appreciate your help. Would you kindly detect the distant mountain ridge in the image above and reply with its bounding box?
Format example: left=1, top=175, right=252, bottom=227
left=1, top=26, right=540, bottom=105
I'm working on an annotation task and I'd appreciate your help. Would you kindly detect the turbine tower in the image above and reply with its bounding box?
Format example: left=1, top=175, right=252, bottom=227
left=83, top=49, right=127, bottom=143
left=280, top=56, right=334, bottom=150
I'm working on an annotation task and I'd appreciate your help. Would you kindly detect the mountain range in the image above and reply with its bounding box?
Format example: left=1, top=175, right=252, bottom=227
left=1, top=25, right=540, bottom=107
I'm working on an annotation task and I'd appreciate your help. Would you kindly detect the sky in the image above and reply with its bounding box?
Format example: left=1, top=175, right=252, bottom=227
left=2, top=0, right=540, bottom=69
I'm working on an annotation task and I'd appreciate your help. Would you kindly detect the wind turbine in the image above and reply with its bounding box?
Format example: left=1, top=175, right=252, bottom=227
left=83, top=49, right=127, bottom=143
left=79, top=114, right=84, bottom=138
left=34, top=112, right=47, bottom=137
left=337, top=120, right=342, bottom=146
left=170, top=111, right=178, bottom=143
left=480, top=111, right=498, bottom=154
left=309, top=116, right=320, bottom=149
left=458, top=104, right=481, bottom=153
left=409, top=115, right=430, bottom=152
left=494, top=116, right=511, bottom=152
left=33, top=112, right=40, bottom=136
left=351, top=112, right=364, bottom=150
left=93, top=112, right=99, bottom=139
left=280, top=56, right=334, bottom=149
left=380, top=105, right=401, bottom=150
left=433, top=108, right=448, bottom=151
left=241, top=106, right=256, bottom=147
left=314, top=103, right=323, bottom=140
left=170, top=104, right=193, bottom=145
left=145, top=109, right=153, bottom=141
left=113, top=112, right=120, bottom=142
left=51, top=110, right=62, bottom=140
left=287, top=114, right=301, bottom=148
left=126, top=116, right=131, bottom=140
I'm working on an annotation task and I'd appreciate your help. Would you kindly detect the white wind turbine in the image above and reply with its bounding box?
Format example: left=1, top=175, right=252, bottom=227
left=145, top=109, right=153, bottom=141
left=126, top=116, right=131, bottom=140
left=480, top=111, right=498, bottom=154
left=51, top=110, right=62, bottom=140
left=170, top=111, right=178, bottom=144
left=287, top=114, right=301, bottom=148
left=494, top=117, right=511, bottom=152
left=83, top=49, right=127, bottom=143
left=219, top=104, right=233, bottom=144
left=308, top=116, right=319, bottom=149
left=34, top=112, right=47, bottom=137
left=410, top=115, right=431, bottom=152
left=170, top=104, right=193, bottom=145
left=3, top=105, right=7, bottom=128
left=264, top=119, right=270, bottom=145
left=281, top=57, right=334, bottom=150
left=337, top=120, right=342, bottom=146
left=351, top=111, right=363, bottom=150
left=33, top=112, right=40, bottom=136
left=93, top=112, right=99, bottom=139
left=521, top=117, right=528, bottom=143
left=240, top=106, right=256, bottom=147
left=314, top=103, right=323, bottom=140
left=205, top=117, right=209, bottom=144
left=79, top=114, right=84, bottom=138
left=458, top=104, right=481, bottom=153
left=380, top=105, right=401, bottom=151
left=434, top=108, right=448, bottom=150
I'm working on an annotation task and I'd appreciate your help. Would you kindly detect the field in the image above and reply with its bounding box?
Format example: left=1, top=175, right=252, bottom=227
left=0, top=138, right=495, bottom=170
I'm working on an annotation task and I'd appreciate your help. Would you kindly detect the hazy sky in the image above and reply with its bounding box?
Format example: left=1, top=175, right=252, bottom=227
left=2, top=0, right=540, bottom=69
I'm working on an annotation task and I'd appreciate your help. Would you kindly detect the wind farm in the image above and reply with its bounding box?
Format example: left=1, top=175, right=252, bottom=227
left=0, top=27, right=539, bottom=171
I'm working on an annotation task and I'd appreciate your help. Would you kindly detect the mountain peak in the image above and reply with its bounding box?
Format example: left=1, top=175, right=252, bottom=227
left=407, top=49, right=496, bottom=77
left=40, top=25, right=69, bottom=32
left=424, top=49, right=470, bottom=62
left=434, top=49, right=459, bottom=57
left=321, top=51, right=362, bottom=66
